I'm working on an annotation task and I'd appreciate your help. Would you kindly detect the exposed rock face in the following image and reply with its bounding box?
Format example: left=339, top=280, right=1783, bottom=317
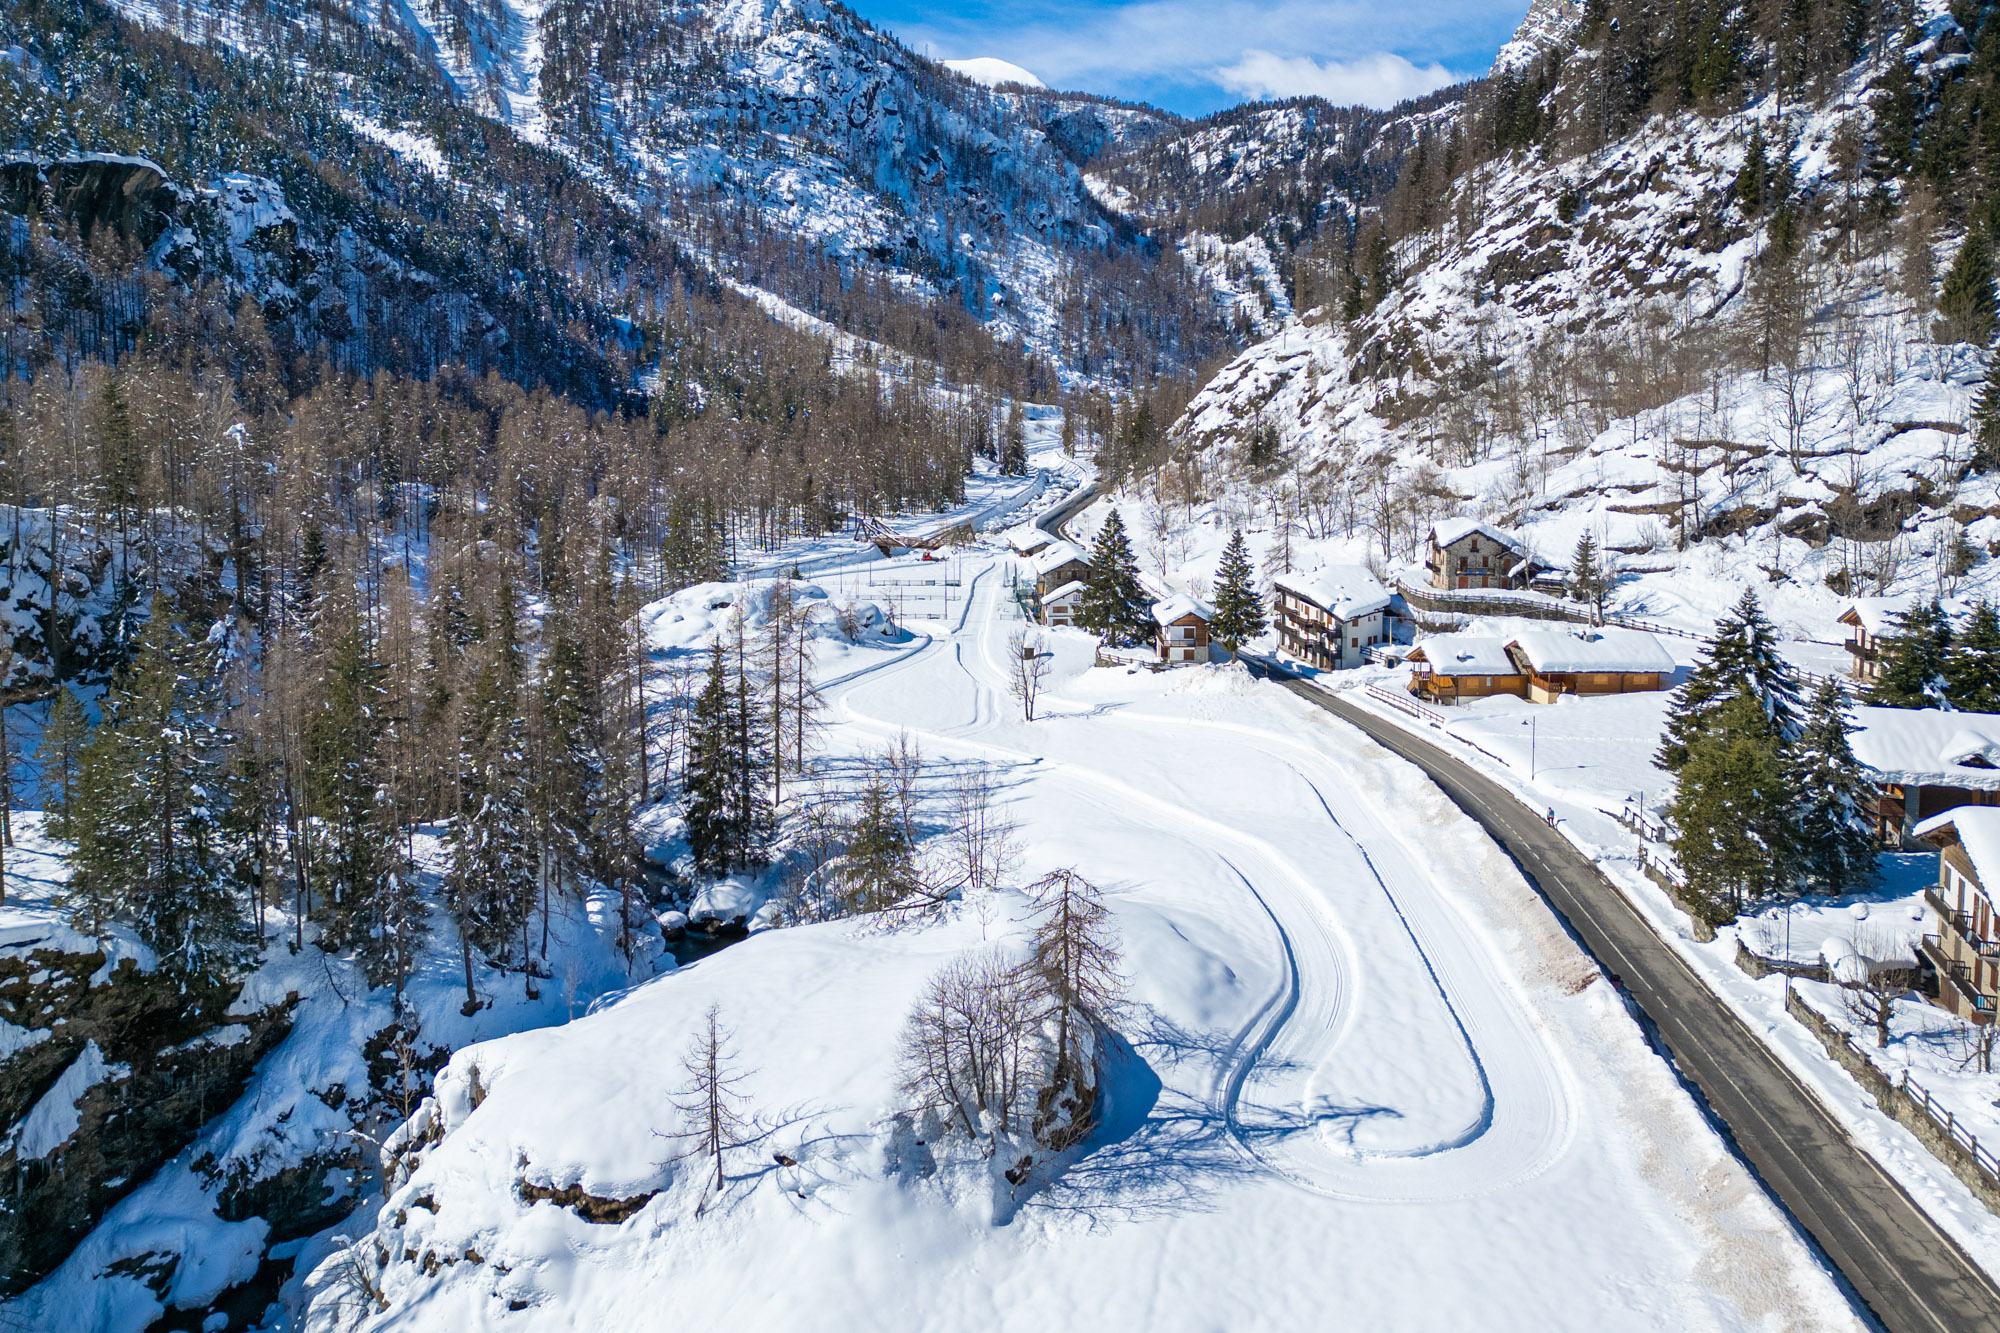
left=0, top=153, right=180, bottom=244
left=0, top=946, right=292, bottom=1296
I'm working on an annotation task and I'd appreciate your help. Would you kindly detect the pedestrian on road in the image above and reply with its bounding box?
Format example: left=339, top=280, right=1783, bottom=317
left=1546, top=807, right=1557, bottom=827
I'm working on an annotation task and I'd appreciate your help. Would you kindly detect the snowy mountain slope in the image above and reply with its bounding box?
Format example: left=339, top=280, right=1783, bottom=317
left=288, top=549, right=1863, bottom=1333
left=1166, top=3, right=2000, bottom=642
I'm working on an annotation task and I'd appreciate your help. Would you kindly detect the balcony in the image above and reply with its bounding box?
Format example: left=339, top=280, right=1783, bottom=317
left=1925, top=888, right=2000, bottom=959
left=1844, top=638, right=1878, bottom=661
left=1920, top=936, right=1999, bottom=1020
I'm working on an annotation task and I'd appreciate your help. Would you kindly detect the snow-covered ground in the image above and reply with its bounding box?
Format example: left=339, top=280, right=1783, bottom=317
left=1323, top=674, right=2000, bottom=1280
left=294, top=543, right=1863, bottom=1331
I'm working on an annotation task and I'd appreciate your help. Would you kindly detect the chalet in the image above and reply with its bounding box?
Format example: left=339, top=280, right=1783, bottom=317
left=1004, top=524, right=1055, bottom=559
left=1424, top=518, right=1542, bottom=592
left=1271, top=566, right=1392, bottom=671
left=1152, top=594, right=1214, bottom=664
left=1031, top=541, right=1090, bottom=599
left=1041, top=580, right=1084, bottom=628
left=1405, top=634, right=1528, bottom=705
left=1503, top=629, right=1674, bottom=703
left=1839, top=597, right=1969, bottom=682
left=1915, top=808, right=2000, bottom=1024
left=1849, top=706, right=2000, bottom=842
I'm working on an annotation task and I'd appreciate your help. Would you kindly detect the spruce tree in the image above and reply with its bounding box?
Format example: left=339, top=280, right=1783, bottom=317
left=1656, top=589, right=1802, bottom=772
left=1868, top=599, right=1953, bottom=708
left=684, top=641, right=736, bottom=879
left=64, top=601, right=250, bottom=989
left=1208, top=529, right=1266, bottom=657
left=1001, top=403, right=1027, bottom=475
left=1946, top=600, right=2000, bottom=712
left=535, top=627, right=602, bottom=908
left=844, top=773, right=916, bottom=911
left=1936, top=229, right=1998, bottom=346
left=1078, top=509, right=1150, bottom=646
left=1567, top=532, right=1610, bottom=624
left=37, top=685, right=89, bottom=840
left=1736, top=122, right=1767, bottom=214
left=1666, top=687, right=1795, bottom=926
left=727, top=634, right=774, bottom=870
left=1789, top=680, right=1879, bottom=897
left=1974, top=352, right=2000, bottom=472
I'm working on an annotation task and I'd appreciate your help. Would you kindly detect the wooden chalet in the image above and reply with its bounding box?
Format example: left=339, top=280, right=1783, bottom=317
left=1272, top=566, right=1392, bottom=671
left=1916, top=808, right=2000, bottom=1024
left=1152, top=594, right=1213, bottom=664
left=1424, top=518, right=1542, bottom=592
left=1405, top=635, right=1528, bottom=705
left=1031, top=541, right=1090, bottom=600
left=1503, top=629, right=1674, bottom=703
left=1850, top=706, right=2000, bottom=842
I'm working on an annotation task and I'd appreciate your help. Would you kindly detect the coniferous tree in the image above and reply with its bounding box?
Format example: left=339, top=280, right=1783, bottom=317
left=1937, top=229, right=1998, bottom=346
left=1078, top=509, right=1150, bottom=646
left=37, top=685, right=89, bottom=840
left=535, top=627, right=602, bottom=923
left=1567, top=532, right=1610, bottom=624
left=1974, top=352, right=2000, bottom=472
left=1868, top=599, right=1953, bottom=708
left=1657, top=589, right=1802, bottom=773
left=1208, top=528, right=1266, bottom=657
left=684, top=641, right=736, bottom=879
left=1736, top=122, right=1768, bottom=214
left=845, top=773, right=918, bottom=911
left=728, top=628, right=775, bottom=870
left=1789, top=679, right=1879, bottom=897
left=1946, top=600, right=2000, bottom=712
left=65, top=601, right=250, bottom=988
left=1666, top=687, right=1795, bottom=926
left=1001, top=402, right=1027, bottom=475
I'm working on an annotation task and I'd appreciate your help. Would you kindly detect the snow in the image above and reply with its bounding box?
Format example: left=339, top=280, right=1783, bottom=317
left=1149, top=593, right=1212, bottom=626
left=1271, top=565, right=1390, bottom=619
left=1410, top=633, right=1518, bottom=676
left=6, top=1039, right=126, bottom=1160
left=1917, top=808, right=2000, bottom=894
left=943, top=57, right=1044, bottom=90
left=1431, top=518, right=1528, bottom=553
left=1039, top=579, right=1084, bottom=605
left=1850, top=706, right=2000, bottom=792
left=337, top=112, right=451, bottom=180
left=293, top=542, right=1863, bottom=1332
left=1031, top=541, right=1088, bottom=576
left=1505, top=628, right=1676, bottom=674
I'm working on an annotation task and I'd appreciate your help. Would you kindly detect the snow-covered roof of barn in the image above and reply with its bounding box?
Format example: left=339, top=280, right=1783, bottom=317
left=1852, top=707, right=2000, bottom=791
left=1272, top=566, right=1390, bottom=619
left=1004, top=524, right=1053, bottom=554
left=1032, top=541, right=1088, bottom=574
left=1917, top=806, right=2000, bottom=889
left=1430, top=517, right=1526, bottom=553
left=1408, top=634, right=1517, bottom=676
left=1152, top=594, right=1214, bottom=626
left=1506, top=628, right=1674, bottom=674
left=1040, top=580, right=1084, bottom=605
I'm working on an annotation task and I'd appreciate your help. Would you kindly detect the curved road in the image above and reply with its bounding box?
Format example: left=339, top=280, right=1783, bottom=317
left=1259, top=665, right=2000, bottom=1333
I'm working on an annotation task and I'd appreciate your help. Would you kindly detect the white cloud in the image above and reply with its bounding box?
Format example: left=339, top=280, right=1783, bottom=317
left=1213, top=49, right=1461, bottom=108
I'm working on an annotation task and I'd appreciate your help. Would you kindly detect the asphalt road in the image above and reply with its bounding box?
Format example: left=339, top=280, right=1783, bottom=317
left=1262, top=666, right=2000, bottom=1333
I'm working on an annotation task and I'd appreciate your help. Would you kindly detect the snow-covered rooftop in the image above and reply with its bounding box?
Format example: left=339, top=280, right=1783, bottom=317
left=1152, top=594, right=1214, bottom=626
left=1506, top=629, right=1674, bottom=674
left=1838, top=596, right=1974, bottom=638
left=1273, top=565, right=1390, bottom=620
left=1430, top=518, right=1526, bottom=553
left=1032, top=541, right=1088, bottom=575
left=1040, top=579, right=1084, bottom=604
left=1004, top=524, right=1053, bottom=554
left=1853, top=707, right=2000, bottom=792
left=1409, top=634, right=1518, bottom=676
left=1917, top=806, right=2000, bottom=892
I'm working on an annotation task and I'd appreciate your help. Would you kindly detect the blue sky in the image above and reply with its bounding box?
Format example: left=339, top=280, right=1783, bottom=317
left=848, top=1, right=1532, bottom=117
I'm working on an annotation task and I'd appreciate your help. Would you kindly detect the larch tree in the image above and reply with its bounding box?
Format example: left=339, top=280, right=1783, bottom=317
left=669, top=1003, right=755, bottom=1202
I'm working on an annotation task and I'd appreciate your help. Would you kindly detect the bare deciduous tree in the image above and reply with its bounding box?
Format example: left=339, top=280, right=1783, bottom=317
left=899, top=949, right=1039, bottom=1145
left=668, top=1003, right=755, bottom=1200
left=948, top=760, right=1018, bottom=895
left=1007, top=628, right=1051, bottom=721
left=1025, top=868, right=1123, bottom=1077
left=1838, top=929, right=1913, bottom=1050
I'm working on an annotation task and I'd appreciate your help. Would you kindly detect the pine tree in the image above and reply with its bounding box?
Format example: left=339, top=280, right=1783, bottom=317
left=64, top=600, right=250, bottom=989
left=1946, top=600, right=2000, bottom=711
left=37, top=685, right=89, bottom=840
left=1736, top=122, right=1768, bottom=214
left=844, top=773, right=917, bottom=911
left=1566, top=532, right=1610, bottom=624
left=1666, top=687, right=1795, bottom=926
left=1975, top=352, right=2000, bottom=472
left=684, top=641, right=735, bottom=879
left=1656, top=589, right=1802, bottom=772
left=1077, top=509, right=1150, bottom=646
left=1789, top=680, right=1879, bottom=897
left=1868, top=599, right=1953, bottom=708
left=1208, top=528, right=1266, bottom=657
left=1936, top=229, right=1998, bottom=346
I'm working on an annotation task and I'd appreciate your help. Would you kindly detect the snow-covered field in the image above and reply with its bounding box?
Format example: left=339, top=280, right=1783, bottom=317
left=299, top=546, right=1862, bottom=1331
